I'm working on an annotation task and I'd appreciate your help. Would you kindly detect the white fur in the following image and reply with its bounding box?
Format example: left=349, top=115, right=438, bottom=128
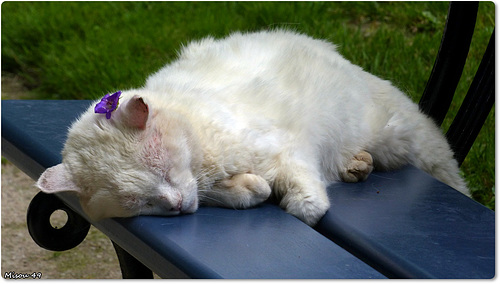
left=37, top=30, right=468, bottom=226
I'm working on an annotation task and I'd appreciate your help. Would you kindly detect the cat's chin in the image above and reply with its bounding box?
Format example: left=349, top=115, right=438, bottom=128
left=142, top=198, right=198, bottom=217
left=180, top=197, right=198, bottom=214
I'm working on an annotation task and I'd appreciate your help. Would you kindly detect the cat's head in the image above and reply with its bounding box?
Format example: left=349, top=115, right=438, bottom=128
left=37, top=91, right=201, bottom=220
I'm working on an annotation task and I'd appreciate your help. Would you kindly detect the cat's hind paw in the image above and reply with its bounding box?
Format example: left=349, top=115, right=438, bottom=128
left=340, top=150, right=374, bottom=182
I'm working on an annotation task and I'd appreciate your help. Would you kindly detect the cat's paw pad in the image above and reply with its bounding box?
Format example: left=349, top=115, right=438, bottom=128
left=341, top=150, right=374, bottom=182
left=221, top=174, right=272, bottom=208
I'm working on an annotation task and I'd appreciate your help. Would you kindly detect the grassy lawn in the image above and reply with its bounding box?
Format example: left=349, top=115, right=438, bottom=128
left=1, top=2, right=494, bottom=209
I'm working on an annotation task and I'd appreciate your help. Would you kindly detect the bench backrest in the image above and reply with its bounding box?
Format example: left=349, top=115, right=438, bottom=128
left=418, top=2, right=495, bottom=166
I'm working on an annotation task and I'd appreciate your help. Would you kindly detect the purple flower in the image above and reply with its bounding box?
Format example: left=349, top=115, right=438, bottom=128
left=94, top=91, right=121, bottom=119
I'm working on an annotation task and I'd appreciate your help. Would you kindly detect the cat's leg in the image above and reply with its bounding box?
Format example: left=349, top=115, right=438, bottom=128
left=273, top=156, right=330, bottom=226
left=202, top=173, right=272, bottom=209
left=340, top=150, right=374, bottom=182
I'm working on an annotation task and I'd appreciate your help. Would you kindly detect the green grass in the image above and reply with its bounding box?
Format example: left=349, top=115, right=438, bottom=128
left=1, top=1, right=494, bottom=209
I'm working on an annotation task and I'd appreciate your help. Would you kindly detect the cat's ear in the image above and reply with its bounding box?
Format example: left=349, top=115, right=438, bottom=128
left=37, top=164, right=82, bottom=194
left=119, top=95, right=149, bottom=130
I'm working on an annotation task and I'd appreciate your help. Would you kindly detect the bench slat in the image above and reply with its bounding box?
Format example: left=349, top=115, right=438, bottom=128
left=2, top=100, right=385, bottom=279
left=316, top=166, right=495, bottom=278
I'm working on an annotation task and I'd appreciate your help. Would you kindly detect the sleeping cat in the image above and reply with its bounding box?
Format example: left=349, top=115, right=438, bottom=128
left=37, top=30, right=469, bottom=226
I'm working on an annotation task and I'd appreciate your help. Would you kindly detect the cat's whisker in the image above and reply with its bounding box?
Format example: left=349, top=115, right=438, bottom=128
left=197, top=193, right=225, bottom=206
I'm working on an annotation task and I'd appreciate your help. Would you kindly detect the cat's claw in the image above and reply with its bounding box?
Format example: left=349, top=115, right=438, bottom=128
left=340, top=150, right=374, bottom=182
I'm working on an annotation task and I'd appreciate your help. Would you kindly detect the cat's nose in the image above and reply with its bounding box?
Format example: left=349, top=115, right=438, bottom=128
left=169, top=199, right=182, bottom=212
left=159, top=192, right=182, bottom=212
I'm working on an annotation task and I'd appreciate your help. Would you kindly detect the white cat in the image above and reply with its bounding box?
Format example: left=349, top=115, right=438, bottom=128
left=37, top=30, right=469, bottom=226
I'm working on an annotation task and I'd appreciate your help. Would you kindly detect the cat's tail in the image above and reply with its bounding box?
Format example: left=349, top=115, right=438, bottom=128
left=367, top=107, right=469, bottom=197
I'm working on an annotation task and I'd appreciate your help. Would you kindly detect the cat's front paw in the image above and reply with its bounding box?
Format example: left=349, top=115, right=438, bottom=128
left=340, top=150, right=374, bottom=182
left=281, top=194, right=330, bottom=226
left=220, top=173, right=272, bottom=208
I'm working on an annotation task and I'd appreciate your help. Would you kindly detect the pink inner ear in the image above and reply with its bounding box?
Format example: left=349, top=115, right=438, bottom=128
left=126, top=96, right=149, bottom=129
left=36, top=164, right=81, bottom=194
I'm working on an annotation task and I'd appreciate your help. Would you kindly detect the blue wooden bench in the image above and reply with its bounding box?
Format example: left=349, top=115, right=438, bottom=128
left=1, top=2, right=494, bottom=279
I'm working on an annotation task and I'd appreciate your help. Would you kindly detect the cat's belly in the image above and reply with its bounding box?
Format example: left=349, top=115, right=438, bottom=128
left=195, top=105, right=288, bottom=182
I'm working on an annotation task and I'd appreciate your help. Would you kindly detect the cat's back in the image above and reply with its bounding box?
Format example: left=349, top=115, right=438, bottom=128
left=145, top=30, right=374, bottom=119
left=146, top=30, right=355, bottom=92
left=176, top=30, right=340, bottom=70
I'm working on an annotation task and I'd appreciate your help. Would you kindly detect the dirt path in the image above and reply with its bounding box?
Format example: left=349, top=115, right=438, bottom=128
left=1, top=75, right=122, bottom=279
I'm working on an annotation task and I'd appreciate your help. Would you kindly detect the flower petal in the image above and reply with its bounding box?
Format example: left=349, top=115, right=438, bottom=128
left=94, top=91, right=122, bottom=119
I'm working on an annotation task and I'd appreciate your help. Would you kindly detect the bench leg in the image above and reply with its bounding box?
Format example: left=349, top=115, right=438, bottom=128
left=112, top=242, right=153, bottom=279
